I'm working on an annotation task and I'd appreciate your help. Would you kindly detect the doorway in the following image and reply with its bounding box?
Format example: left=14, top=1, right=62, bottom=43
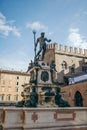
left=74, top=91, right=83, bottom=107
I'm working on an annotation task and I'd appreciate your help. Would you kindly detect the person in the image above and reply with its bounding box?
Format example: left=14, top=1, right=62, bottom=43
left=35, top=32, right=51, bottom=60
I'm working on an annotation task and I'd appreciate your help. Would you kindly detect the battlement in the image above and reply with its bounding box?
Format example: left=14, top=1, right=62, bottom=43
left=47, top=43, right=87, bottom=57
left=46, top=43, right=58, bottom=50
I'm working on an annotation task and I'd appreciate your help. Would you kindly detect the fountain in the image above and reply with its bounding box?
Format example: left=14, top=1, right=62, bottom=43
left=17, top=32, right=70, bottom=108
left=0, top=32, right=87, bottom=130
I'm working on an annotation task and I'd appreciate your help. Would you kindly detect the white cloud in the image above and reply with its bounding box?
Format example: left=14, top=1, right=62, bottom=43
left=67, top=28, right=87, bottom=49
left=26, top=21, right=48, bottom=31
left=0, top=12, right=21, bottom=37
left=26, top=21, right=53, bottom=37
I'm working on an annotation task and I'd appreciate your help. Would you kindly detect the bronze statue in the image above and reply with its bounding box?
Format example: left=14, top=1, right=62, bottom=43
left=55, top=87, right=70, bottom=107
left=35, top=32, right=51, bottom=60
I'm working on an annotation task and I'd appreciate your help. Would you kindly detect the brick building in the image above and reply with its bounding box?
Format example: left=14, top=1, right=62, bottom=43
left=44, top=43, right=87, bottom=106
left=0, top=69, right=30, bottom=104
left=61, top=81, right=87, bottom=107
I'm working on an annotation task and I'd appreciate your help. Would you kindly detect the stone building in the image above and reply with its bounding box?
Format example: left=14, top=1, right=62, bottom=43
left=45, top=43, right=87, bottom=83
left=44, top=43, right=87, bottom=106
left=0, top=69, right=30, bottom=104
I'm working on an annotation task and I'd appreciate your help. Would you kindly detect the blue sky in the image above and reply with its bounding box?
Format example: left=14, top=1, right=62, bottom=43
left=0, top=0, right=87, bottom=71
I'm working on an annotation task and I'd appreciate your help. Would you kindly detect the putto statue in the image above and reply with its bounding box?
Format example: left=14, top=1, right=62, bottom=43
left=35, top=32, right=51, bottom=60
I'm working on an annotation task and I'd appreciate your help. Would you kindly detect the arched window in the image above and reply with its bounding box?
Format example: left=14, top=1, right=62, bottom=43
left=71, top=67, right=75, bottom=73
left=74, top=91, right=83, bottom=107
left=61, top=61, right=67, bottom=69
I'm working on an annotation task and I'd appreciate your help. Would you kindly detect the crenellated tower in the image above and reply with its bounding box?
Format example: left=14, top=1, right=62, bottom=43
left=44, top=43, right=87, bottom=83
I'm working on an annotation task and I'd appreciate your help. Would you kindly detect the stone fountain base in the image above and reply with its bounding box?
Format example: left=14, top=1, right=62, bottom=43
left=0, top=107, right=87, bottom=130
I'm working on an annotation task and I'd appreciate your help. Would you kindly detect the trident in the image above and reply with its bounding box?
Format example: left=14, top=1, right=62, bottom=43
left=33, top=30, right=36, bottom=59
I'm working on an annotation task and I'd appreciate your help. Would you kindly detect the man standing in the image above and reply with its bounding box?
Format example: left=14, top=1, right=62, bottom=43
left=35, top=32, right=51, bottom=60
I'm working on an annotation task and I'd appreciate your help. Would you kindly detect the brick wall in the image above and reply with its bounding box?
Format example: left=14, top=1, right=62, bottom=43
left=61, top=81, right=87, bottom=107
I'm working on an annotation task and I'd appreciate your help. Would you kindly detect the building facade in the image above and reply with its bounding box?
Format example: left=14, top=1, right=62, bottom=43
left=0, top=69, right=30, bottom=103
left=61, top=81, right=87, bottom=107
left=44, top=43, right=87, bottom=107
left=45, top=43, right=87, bottom=83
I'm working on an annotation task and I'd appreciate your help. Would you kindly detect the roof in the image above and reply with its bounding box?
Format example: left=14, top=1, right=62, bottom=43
left=0, top=69, right=30, bottom=76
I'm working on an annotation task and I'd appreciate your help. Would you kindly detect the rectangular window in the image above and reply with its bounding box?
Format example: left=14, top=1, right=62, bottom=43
left=16, top=82, right=19, bottom=85
left=15, top=87, right=18, bottom=92
left=82, top=66, right=87, bottom=72
left=8, top=87, right=11, bottom=92
left=2, top=80, right=5, bottom=85
left=0, top=95, right=2, bottom=101
left=14, top=95, right=18, bottom=101
left=7, top=95, right=11, bottom=101
left=24, top=77, right=26, bottom=80
left=1, top=74, right=5, bottom=78
left=17, top=76, right=19, bottom=79
left=9, top=75, right=12, bottom=80
left=9, top=80, right=12, bottom=85
left=0, top=95, right=4, bottom=101
left=1, top=87, right=5, bottom=92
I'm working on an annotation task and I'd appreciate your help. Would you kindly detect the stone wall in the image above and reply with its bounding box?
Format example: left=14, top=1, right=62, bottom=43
left=0, top=107, right=87, bottom=130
